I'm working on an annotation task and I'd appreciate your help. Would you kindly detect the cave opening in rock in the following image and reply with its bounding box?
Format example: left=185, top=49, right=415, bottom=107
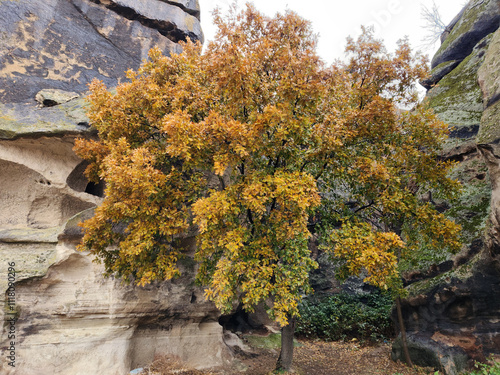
left=85, top=181, right=105, bottom=197
left=67, top=161, right=105, bottom=197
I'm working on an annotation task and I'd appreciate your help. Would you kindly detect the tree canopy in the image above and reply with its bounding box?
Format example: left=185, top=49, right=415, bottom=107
left=75, top=4, right=461, bottom=333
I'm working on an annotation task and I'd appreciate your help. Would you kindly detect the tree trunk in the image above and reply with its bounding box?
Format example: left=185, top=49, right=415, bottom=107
left=396, top=297, right=413, bottom=368
left=276, top=316, right=296, bottom=372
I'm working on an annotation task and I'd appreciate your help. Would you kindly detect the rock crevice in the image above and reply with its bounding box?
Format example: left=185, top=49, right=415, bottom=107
left=0, top=1, right=230, bottom=374
left=393, top=2, right=500, bottom=374
left=88, top=0, right=203, bottom=44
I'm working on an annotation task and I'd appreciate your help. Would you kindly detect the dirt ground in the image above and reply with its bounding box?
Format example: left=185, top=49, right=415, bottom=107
left=142, top=339, right=437, bottom=375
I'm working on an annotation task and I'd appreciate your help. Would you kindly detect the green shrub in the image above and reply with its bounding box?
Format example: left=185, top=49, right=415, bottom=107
left=296, top=292, right=394, bottom=342
left=464, top=358, right=500, bottom=375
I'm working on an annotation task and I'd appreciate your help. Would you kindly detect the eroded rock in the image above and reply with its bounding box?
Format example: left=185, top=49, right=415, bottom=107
left=0, top=1, right=230, bottom=374
left=427, top=33, right=491, bottom=137
left=431, top=0, right=500, bottom=69
left=0, top=0, right=183, bottom=104
left=35, top=89, right=79, bottom=107
left=99, top=0, right=204, bottom=43
left=396, top=7, right=500, bottom=375
left=1, top=243, right=229, bottom=375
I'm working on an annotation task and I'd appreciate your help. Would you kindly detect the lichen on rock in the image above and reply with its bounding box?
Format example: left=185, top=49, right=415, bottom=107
left=0, top=1, right=231, bottom=374
left=431, top=0, right=500, bottom=69
left=427, top=33, right=492, bottom=135
left=394, top=5, right=500, bottom=374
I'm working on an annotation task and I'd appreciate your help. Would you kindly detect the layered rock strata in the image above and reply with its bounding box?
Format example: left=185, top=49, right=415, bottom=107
left=0, top=1, right=229, bottom=374
left=392, top=1, right=500, bottom=374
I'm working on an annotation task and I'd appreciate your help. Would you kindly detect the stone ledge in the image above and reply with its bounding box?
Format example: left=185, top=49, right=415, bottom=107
left=0, top=227, right=61, bottom=244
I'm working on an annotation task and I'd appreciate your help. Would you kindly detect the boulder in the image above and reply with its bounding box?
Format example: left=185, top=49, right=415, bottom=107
left=392, top=333, right=469, bottom=375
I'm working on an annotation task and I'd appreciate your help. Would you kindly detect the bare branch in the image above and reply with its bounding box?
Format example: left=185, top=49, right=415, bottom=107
left=420, top=1, right=446, bottom=49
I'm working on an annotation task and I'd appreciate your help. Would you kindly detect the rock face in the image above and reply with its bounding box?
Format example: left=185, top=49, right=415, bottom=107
left=0, top=1, right=229, bottom=374
left=392, top=1, right=500, bottom=374
left=431, top=0, right=500, bottom=69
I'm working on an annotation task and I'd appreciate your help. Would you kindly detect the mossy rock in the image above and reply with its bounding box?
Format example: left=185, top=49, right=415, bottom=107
left=244, top=333, right=300, bottom=350
left=421, top=60, right=460, bottom=90
left=431, top=0, right=500, bottom=69
left=446, top=157, right=491, bottom=244
left=478, top=29, right=500, bottom=107
left=392, top=333, right=469, bottom=375
left=407, top=263, right=473, bottom=298
left=0, top=227, right=61, bottom=243
left=427, top=33, right=493, bottom=133
left=477, top=100, right=500, bottom=144
left=0, top=242, right=58, bottom=297
left=0, top=97, right=90, bottom=140
left=477, top=29, right=500, bottom=144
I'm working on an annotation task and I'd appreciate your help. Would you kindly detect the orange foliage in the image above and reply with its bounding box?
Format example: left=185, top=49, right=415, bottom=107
left=75, top=5, right=461, bottom=326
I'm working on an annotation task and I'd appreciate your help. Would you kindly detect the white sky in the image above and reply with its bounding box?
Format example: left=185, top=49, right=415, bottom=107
left=200, top=1, right=467, bottom=64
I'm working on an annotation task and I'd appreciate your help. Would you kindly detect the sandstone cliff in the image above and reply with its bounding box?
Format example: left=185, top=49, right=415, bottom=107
left=392, top=1, right=500, bottom=374
left=0, top=1, right=230, bottom=375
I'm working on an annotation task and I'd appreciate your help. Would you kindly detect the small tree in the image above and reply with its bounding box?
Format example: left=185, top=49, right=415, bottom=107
left=75, top=5, right=460, bottom=372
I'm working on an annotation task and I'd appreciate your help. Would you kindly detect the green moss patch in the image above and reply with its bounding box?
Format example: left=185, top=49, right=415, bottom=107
left=427, top=34, right=492, bottom=129
left=477, top=100, right=500, bottom=144
left=433, top=0, right=493, bottom=67
left=0, top=97, right=90, bottom=139
left=446, top=157, right=491, bottom=244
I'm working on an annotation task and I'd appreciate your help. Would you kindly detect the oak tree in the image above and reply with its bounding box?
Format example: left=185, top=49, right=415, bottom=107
left=75, top=5, right=461, bottom=372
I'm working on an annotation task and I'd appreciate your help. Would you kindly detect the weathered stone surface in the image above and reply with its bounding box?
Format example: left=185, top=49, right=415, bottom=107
left=404, top=252, right=500, bottom=352
left=0, top=227, right=61, bottom=244
left=392, top=333, right=469, bottom=375
left=0, top=1, right=228, bottom=374
left=0, top=138, right=99, bottom=231
left=394, top=6, right=500, bottom=374
left=440, top=4, right=468, bottom=44
left=35, top=89, right=79, bottom=107
left=0, top=0, right=182, bottom=104
left=0, top=99, right=90, bottom=139
left=0, top=241, right=230, bottom=375
left=0, top=136, right=230, bottom=374
left=0, top=242, right=58, bottom=292
left=425, top=31, right=493, bottom=253
left=108, top=0, right=203, bottom=43
left=58, top=207, right=95, bottom=243
left=478, top=28, right=500, bottom=109
left=478, top=143, right=500, bottom=253
left=393, top=242, right=500, bottom=373
left=166, top=0, right=201, bottom=17
left=431, top=0, right=500, bottom=69
left=421, top=60, right=460, bottom=90
left=445, top=154, right=490, bottom=245
left=477, top=100, right=500, bottom=144
left=427, top=34, right=491, bottom=136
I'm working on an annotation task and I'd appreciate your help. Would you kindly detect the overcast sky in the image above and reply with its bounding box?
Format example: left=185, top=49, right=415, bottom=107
left=200, top=1, right=467, bottom=64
